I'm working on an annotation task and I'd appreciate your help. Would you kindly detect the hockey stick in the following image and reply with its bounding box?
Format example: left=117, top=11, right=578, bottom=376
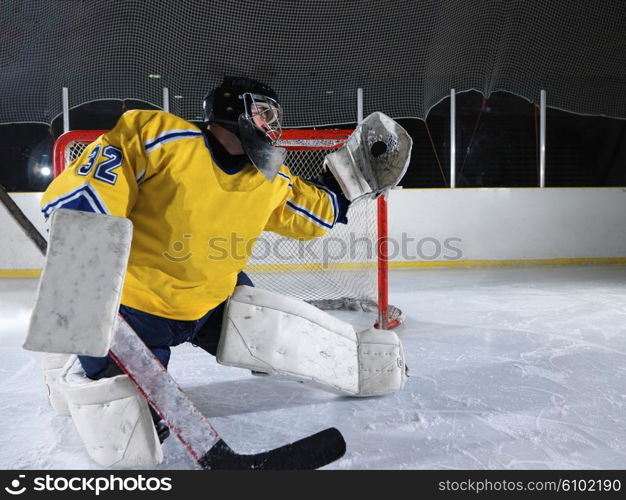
left=111, top=314, right=345, bottom=470
left=1, top=187, right=346, bottom=469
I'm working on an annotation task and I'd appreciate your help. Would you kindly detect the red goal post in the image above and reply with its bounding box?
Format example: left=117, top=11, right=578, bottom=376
left=53, top=128, right=403, bottom=329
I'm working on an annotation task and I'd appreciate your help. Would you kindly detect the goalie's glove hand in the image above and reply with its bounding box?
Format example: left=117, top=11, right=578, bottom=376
left=315, top=169, right=350, bottom=225
left=323, top=112, right=412, bottom=203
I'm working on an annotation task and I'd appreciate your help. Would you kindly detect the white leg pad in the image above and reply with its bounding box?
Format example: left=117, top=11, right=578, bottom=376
left=356, top=328, right=407, bottom=396
left=58, top=357, right=163, bottom=467
left=217, top=286, right=407, bottom=396
left=42, top=353, right=72, bottom=416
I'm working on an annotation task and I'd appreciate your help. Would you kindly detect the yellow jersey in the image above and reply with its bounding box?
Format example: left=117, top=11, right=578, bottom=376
left=41, top=110, right=339, bottom=319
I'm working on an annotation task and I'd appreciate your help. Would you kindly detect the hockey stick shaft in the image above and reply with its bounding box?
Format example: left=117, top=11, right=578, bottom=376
left=0, top=183, right=48, bottom=254
left=110, top=316, right=221, bottom=462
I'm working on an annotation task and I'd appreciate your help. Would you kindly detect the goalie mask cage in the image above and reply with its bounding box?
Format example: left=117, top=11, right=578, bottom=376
left=52, top=128, right=403, bottom=329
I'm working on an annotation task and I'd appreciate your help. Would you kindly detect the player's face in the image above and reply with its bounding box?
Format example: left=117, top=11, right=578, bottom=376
left=251, top=103, right=276, bottom=129
left=242, top=93, right=283, bottom=142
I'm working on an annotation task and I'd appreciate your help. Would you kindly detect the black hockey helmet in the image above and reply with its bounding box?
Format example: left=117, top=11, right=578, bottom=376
left=202, top=76, right=285, bottom=182
left=202, top=76, right=280, bottom=135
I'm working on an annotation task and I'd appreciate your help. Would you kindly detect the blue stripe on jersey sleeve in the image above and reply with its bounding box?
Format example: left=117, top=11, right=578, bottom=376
left=41, top=184, right=108, bottom=220
left=144, top=130, right=202, bottom=153
left=313, top=185, right=338, bottom=225
left=277, top=171, right=293, bottom=188
left=286, top=200, right=334, bottom=229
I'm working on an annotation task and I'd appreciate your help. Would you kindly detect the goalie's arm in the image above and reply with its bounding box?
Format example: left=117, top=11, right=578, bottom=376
left=264, top=173, right=348, bottom=240
left=40, top=111, right=153, bottom=220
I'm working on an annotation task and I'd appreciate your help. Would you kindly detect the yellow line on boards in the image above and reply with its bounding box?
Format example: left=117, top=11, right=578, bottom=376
left=0, top=269, right=42, bottom=278
left=2, top=257, right=625, bottom=279
left=388, top=257, right=626, bottom=269
left=246, top=257, right=626, bottom=272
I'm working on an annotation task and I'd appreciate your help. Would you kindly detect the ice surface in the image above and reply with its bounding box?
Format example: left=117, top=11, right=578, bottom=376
left=2, top=265, right=626, bottom=470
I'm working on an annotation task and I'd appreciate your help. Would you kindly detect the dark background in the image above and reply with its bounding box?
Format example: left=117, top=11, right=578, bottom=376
left=2, top=91, right=624, bottom=192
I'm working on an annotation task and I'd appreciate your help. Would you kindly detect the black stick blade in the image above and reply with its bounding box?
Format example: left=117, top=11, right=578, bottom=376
left=199, top=427, right=346, bottom=470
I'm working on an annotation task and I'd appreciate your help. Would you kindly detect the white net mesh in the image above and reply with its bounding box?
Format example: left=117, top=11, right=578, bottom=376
left=64, top=142, right=89, bottom=170
left=249, top=136, right=378, bottom=310
left=3, top=1, right=626, bottom=126
left=56, top=131, right=379, bottom=312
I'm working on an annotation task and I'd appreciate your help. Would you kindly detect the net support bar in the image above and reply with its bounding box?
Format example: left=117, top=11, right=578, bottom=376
left=163, top=87, right=170, bottom=113
left=357, top=87, right=393, bottom=329
left=377, top=195, right=390, bottom=329
left=62, top=87, right=70, bottom=134
left=450, top=88, right=456, bottom=189
left=540, top=89, right=546, bottom=188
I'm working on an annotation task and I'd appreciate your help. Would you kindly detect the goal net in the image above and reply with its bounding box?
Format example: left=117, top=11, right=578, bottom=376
left=53, top=128, right=403, bottom=328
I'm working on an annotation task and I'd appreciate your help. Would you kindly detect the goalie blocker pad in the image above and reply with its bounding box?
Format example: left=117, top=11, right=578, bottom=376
left=217, top=286, right=407, bottom=397
left=24, top=209, right=133, bottom=357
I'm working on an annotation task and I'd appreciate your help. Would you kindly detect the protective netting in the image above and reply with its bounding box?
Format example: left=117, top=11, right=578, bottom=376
left=248, top=140, right=378, bottom=309
left=2, top=0, right=626, bottom=126
left=57, top=131, right=379, bottom=311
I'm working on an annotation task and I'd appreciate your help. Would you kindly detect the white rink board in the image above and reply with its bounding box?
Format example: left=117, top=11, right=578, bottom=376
left=3, top=188, right=626, bottom=270
left=386, top=187, right=626, bottom=262
left=0, top=192, right=46, bottom=269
